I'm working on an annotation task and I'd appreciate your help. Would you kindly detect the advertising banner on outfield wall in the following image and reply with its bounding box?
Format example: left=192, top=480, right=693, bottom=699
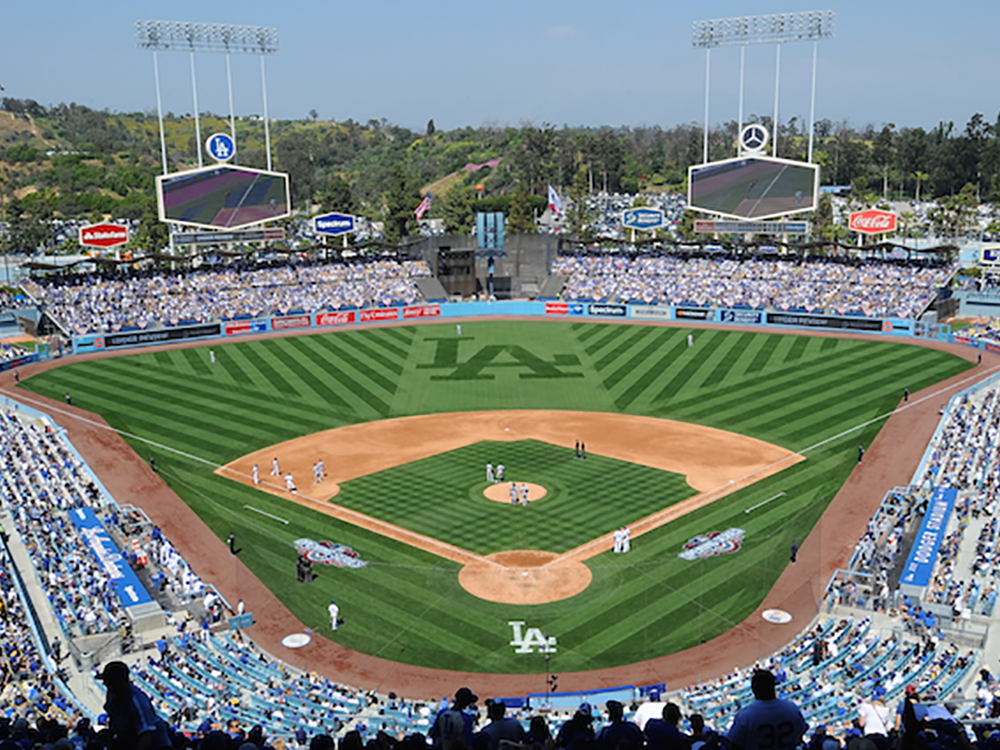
left=588, top=303, right=627, bottom=317
left=766, top=312, right=883, bottom=331
left=225, top=320, right=269, bottom=336
left=271, top=315, right=311, bottom=331
left=545, top=302, right=569, bottom=315
left=101, top=323, right=222, bottom=349
left=630, top=305, right=670, bottom=319
left=675, top=308, right=712, bottom=321
left=69, top=506, right=154, bottom=609
left=719, top=309, right=763, bottom=325
left=360, top=308, right=399, bottom=322
left=402, top=305, right=441, bottom=319
left=899, top=487, right=957, bottom=590
left=315, top=311, right=357, bottom=327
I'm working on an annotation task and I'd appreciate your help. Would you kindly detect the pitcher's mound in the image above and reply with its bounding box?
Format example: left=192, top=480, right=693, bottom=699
left=458, top=550, right=592, bottom=604
left=483, top=482, right=547, bottom=504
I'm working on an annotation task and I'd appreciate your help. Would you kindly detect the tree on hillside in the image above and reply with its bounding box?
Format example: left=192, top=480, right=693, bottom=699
left=317, top=175, right=356, bottom=215
left=129, top=195, right=169, bottom=253
left=441, top=187, right=474, bottom=234
left=276, top=131, right=318, bottom=209
left=383, top=163, right=418, bottom=242
left=507, top=182, right=535, bottom=234
left=565, top=163, right=593, bottom=239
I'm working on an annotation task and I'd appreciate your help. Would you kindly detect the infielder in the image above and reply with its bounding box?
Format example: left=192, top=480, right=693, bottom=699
left=621, top=526, right=631, bottom=553
left=252, top=464, right=259, bottom=485
left=328, top=599, right=340, bottom=630
left=510, top=482, right=519, bottom=504
left=520, top=484, right=529, bottom=506
left=496, top=463, right=505, bottom=482
left=271, top=457, right=280, bottom=476
left=284, top=473, right=297, bottom=494
left=486, top=463, right=495, bottom=483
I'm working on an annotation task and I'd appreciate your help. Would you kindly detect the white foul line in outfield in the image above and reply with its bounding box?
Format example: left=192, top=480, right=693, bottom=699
left=242, top=505, right=289, bottom=525
left=745, top=492, right=786, bottom=514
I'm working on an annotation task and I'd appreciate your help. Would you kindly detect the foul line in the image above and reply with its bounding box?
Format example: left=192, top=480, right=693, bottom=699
left=243, top=505, right=289, bottom=525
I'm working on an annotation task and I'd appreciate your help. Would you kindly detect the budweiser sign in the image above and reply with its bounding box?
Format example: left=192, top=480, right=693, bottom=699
left=79, top=223, right=129, bottom=248
left=849, top=210, right=897, bottom=235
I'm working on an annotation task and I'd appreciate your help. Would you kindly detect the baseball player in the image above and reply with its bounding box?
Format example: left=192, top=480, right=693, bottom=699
left=575, top=441, right=580, bottom=459
left=486, top=463, right=495, bottom=483
left=496, top=463, right=505, bottom=483
left=271, top=457, right=280, bottom=476
left=613, top=527, right=623, bottom=553
left=284, top=473, right=297, bottom=494
left=328, top=599, right=340, bottom=630
left=510, top=482, right=519, bottom=504
left=622, top=526, right=631, bottom=553
left=252, top=464, right=259, bottom=485
left=457, top=324, right=463, bottom=336
left=520, top=484, right=529, bottom=506
left=313, top=462, right=320, bottom=484
left=687, top=334, right=694, bottom=348
left=209, top=350, right=216, bottom=364
left=581, top=442, right=587, bottom=460
left=317, top=459, right=325, bottom=482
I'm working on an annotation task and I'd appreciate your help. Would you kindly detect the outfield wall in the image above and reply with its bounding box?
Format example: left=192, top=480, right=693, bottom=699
left=70, top=301, right=936, bottom=355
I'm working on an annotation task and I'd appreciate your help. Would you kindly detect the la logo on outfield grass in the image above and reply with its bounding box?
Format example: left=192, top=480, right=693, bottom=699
left=509, top=621, right=557, bottom=653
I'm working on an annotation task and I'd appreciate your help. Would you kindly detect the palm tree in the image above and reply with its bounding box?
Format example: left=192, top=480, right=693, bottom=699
left=913, top=171, right=929, bottom=202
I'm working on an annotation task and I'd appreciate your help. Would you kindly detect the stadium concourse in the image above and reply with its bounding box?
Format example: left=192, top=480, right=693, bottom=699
left=2, top=314, right=1000, bottom=748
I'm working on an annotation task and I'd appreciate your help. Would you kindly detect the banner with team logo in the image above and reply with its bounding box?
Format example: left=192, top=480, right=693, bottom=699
left=678, top=528, right=745, bottom=560
left=294, top=539, right=367, bottom=568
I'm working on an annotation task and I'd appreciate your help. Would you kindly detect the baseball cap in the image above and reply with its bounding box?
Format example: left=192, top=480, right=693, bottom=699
left=905, top=684, right=918, bottom=696
left=455, top=687, right=478, bottom=706
left=578, top=702, right=592, bottom=715
left=873, top=686, right=887, bottom=700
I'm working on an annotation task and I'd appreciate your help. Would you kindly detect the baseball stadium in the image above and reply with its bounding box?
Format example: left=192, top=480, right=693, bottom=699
left=5, top=9, right=1000, bottom=750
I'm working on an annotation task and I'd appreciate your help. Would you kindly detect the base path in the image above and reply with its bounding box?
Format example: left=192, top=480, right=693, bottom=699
left=3, top=320, right=997, bottom=698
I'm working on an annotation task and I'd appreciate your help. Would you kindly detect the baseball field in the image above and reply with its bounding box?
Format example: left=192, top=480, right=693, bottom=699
left=21, top=319, right=970, bottom=674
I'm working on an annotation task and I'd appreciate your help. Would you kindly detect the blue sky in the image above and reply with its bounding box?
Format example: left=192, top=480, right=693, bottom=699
left=1, top=1, right=995, bottom=133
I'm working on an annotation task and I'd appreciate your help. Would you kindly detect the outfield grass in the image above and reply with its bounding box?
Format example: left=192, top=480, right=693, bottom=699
left=21, top=321, right=971, bottom=673
left=334, top=439, right=695, bottom=555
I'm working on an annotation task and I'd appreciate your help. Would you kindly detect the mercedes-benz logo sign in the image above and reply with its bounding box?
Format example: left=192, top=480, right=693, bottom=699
left=740, top=124, right=769, bottom=153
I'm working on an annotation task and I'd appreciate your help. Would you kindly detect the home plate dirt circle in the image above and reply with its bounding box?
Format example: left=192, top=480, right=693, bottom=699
left=482, top=482, right=547, bottom=503
left=458, top=550, right=592, bottom=604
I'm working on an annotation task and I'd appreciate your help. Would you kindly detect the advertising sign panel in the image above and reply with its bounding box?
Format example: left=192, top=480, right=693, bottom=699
left=360, top=308, right=399, bottom=323
left=675, top=308, right=712, bottom=320
left=622, top=208, right=665, bottom=231
left=313, top=213, right=356, bottom=236
left=105, top=324, right=221, bottom=348
left=80, top=223, right=129, bottom=248
left=588, top=303, right=627, bottom=317
left=900, top=488, right=957, bottom=588
left=402, top=305, right=442, bottom=319
left=719, top=309, right=763, bottom=325
left=316, top=311, right=357, bottom=327
left=225, top=320, right=269, bottom=336
left=69, top=507, right=154, bottom=609
left=849, top=210, right=897, bottom=235
left=271, top=315, right=311, bottom=331
left=545, top=302, right=569, bottom=315
left=694, top=220, right=810, bottom=234
left=631, top=305, right=670, bottom=319
left=766, top=312, right=883, bottom=331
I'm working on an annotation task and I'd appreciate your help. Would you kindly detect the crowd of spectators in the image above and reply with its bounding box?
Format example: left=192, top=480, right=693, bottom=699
left=552, top=254, right=951, bottom=318
left=20, top=258, right=432, bottom=335
left=0, top=341, right=27, bottom=363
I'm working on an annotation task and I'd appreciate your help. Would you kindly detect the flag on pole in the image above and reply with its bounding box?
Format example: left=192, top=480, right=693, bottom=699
left=548, top=185, right=562, bottom=214
left=415, top=194, right=432, bottom=220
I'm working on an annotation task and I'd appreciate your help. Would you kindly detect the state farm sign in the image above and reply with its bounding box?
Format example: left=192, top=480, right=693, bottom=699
left=80, top=223, right=129, bottom=248
left=849, top=210, right=897, bottom=235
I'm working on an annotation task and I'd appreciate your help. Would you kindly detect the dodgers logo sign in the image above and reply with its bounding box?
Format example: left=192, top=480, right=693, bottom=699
left=678, top=528, right=745, bottom=560
left=294, top=539, right=367, bottom=568
left=509, top=621, right=556, bottom=653
left=206, top=132, right=236, bottom=162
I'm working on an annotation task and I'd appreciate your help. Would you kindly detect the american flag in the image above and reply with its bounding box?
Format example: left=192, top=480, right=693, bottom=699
left=414, top=194, right=432, bottom=220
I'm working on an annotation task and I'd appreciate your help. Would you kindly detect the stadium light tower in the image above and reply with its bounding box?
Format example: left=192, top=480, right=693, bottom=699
left=135, top=21, right=280, bottom=174
left=692, top=10, right=835, bottom=163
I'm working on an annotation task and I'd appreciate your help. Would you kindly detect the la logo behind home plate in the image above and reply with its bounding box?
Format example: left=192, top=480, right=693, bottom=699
left=509, top=621, right=557, bottom=653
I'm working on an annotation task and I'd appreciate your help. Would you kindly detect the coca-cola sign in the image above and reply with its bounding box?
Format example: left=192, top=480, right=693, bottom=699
left=849, top=210, right=897, bottom=235
left=79, top=223, right=129, bottom=248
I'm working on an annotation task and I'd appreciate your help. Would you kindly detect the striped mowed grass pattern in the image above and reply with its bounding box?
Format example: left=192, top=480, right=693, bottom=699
left=21, top=320, right=971, bottom=673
